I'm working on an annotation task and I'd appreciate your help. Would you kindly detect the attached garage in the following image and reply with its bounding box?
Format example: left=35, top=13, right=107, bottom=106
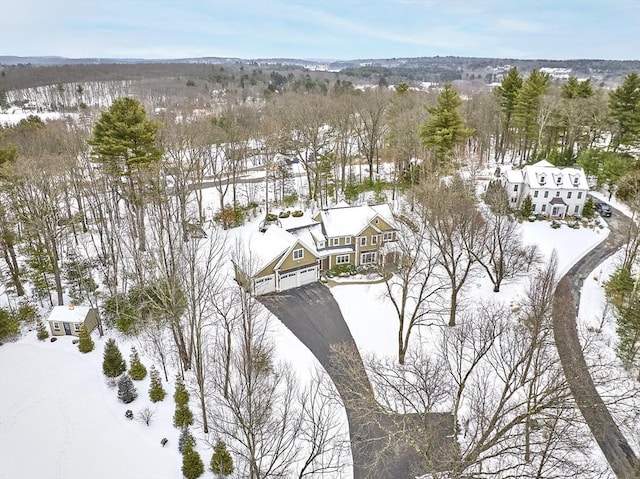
left=278, top=265, right=319, bottom=291
left=253, top=275, right=276, bottom=295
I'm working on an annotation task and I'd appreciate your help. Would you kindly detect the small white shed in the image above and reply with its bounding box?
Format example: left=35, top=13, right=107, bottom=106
left=47, top=304, right=98, bottom=337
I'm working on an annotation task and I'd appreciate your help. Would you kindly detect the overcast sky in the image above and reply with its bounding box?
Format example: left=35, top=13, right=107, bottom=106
left=2, top=0, right=639, bottom=61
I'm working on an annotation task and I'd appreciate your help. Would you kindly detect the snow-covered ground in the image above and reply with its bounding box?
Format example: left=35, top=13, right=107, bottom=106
left=0, top=333, right=182, bottom=479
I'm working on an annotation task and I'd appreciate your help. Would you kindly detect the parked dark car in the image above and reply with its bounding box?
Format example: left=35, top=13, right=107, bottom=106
left=595, top=202, right=612, bottom=217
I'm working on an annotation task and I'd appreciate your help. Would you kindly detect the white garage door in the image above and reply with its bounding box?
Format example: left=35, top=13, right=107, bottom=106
left=254, top=275, right=275, bottom=295
left=299, top=266, right=317, bottom=285
left=279, top=271, right=298, bottom=291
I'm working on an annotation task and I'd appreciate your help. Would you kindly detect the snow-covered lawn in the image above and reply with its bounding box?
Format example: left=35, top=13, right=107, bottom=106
left=0, top=333, right=182, bottom=479
left=334, top=218, right=610, bottom=362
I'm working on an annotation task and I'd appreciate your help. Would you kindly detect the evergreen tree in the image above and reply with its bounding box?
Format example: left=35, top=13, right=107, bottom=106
left=36, top=320, right=49, bottom=341
left=117, top=374, right=138, bottom=404
left=102, top=338, right=126, bottom=377
left=89, top=98, right=162, bottom=251
left=582, top=197, right=595, bottom=218
left=128, top=346, right=147, bottom=380
left=520, top=194, right=533, bottom=217
left=210, top=440, right=234, bottom=477
left=609, top=73, right=640, bottom=150
left=181, top=438, right=204, bottom=479
left=178, top=427, right=196, bottom=453
left=0, top=308, right=19, bottom=342
left=513, top=69, right=550, bottom=162
left=495, top=66, right=523, bottom=160
left=419, top=84, right=473, bottom=170
left=149, top=366, right=166, bottom=402
left=77, top=324, right=94, bottom=353
left=174, top=376, right=194, bottom=428
left=605, top=268, right=640, bottom=370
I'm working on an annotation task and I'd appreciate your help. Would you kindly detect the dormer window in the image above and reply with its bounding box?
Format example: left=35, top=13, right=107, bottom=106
left=556, top=176, right=562, bottom=185
left=573, top=177, right=579, bottom=186
left=539, top=175, right=546, bottom=185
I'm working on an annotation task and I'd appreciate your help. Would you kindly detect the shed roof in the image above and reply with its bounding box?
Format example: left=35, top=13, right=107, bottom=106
left=48, top=305, right=92, bottom=324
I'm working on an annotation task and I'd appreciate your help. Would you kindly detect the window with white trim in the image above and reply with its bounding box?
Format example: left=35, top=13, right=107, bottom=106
left=383, top=232, right=393, bottom=241
left=574, top=205, right=579, bottom=213
left=332, top=238, right=339, bottom=246
left=532, top=204, right=536, bottom=211
left=361, top=252, right=376, bottom=264
left=577, top=192, right=582, bottom=199
left=544, top=191, right=549, bottom=198
left=567, top=192, right=572, bottom=199
left=360, top=237, right=367, bottom=246
left=318, top=240, right=325, bottom=249
left=336, top=255, right=350, bottom=264
left=555, top=191, right=560, bottom=197
left=513, top=184, right=518, bottom=192
left=53, top=322, right=60, bottom=330
left=542, top=204, right=547, bottom=212
left=534, top=190, right=539, bottom=198
left=74, top=323, right=81, bottom=332
left=293, top=248, right=304, bottom=260
left=371, top=236, right=378, bottom=245
left=345, top=237, right=351, bottom=245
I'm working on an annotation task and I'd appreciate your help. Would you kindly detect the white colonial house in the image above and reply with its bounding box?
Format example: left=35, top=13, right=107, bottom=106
left=502, top=160, right=590, bottom=218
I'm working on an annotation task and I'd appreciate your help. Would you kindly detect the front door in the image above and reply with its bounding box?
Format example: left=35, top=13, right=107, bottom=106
left=63, top=322, right=71, bottom=335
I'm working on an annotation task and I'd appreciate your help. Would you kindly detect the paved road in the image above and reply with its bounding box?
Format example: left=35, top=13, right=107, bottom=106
left=259, top=282, right=457, bottom=479
left=553, top=208, right=640, bottom=478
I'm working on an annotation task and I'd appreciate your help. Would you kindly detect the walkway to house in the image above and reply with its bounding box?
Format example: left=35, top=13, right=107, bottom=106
left=553, top=207, right=640, bottom=478
left=258, top=283, right=457, bottom=479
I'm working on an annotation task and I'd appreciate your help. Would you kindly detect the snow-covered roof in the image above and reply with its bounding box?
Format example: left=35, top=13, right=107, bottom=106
left=318, top=203, right=396, bottom=238
left=522, top=161, right=589, bottom=190
left=504, top=169, right=523, bottom=183
left=48, top=305, right=92, bottom=324
left=243, top=225, right=295, bottom=272
left=242, top=222, right=320, bottom=274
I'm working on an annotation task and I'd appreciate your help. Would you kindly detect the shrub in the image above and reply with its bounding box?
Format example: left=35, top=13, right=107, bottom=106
left=36, top=320, right=49, bottom=341
left=278, top=210, right=291, bottom=218
left=128, top=346, right=147, bottom=380
left=210, top=440, right=234, bottom=476
left=283, top=193, right=298, bottom=207
left=0, top=308, right=20, bottom=342
left=125, top=409, right=134, bottom=420
left=550, top=220, right=561, bottom=229
left=103, top=339, right=126, bottom=378
left=265, top=213, right=278, bottom=222
left=182, top=438, right=204, bottom=479
left=117, top=374, right=138, bottom=404
left=78, top=324, right=94, bottom=353
left=178, top=427, right=196, bottom=453
left=292, top=210, right=303, bottom=218
left=582, top=197, right=595, bottom=219
left=149, top=366, right=166, bottom=402
left=330, top=264, right=356, bottom=277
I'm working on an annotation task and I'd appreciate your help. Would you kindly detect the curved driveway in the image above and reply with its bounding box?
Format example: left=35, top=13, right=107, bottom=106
left=553, top=208, right=640, bottom=478
left=259, top=283, right=456, bottom=479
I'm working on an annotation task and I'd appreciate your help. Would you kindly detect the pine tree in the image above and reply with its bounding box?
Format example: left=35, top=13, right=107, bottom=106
left=520, top=195, right=533, bottom=218
left=182, top=438, right=204, bottom=479
left=174, top=376, right=194, bottom=428
left=36, top=320, right=49, bottom=341
left=210, top=440, right=234, bottom=477
left=419, top=84, right=473, bottom=171
left=102, top=338, right=126, bottom=377
left=582, top=197, right=595, bottom=219
left=77, top=324, right=94, bottom=353
left=117, top=374, right=138, bottom=404
left=609, top=73, right=640, bottom=150
left=174, top=376, right=189, bottom=406
left=149, top=366, right=166, bottom=402
left=495, top=66, right=523, bottom=160
left=178, top=427, right=196, bottom=453
left=128, top=346, right=147, bottom=380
